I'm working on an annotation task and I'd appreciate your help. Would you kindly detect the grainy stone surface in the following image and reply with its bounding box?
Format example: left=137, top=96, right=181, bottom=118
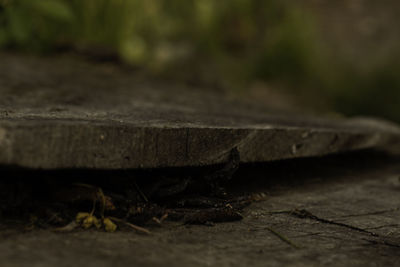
left=0, top=154, right=399, bottom=266
left=0, top=52, right=399, bottom=169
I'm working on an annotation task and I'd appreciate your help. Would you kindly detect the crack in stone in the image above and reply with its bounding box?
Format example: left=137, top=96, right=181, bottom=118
left=290, top=209, right=400, bottom=249
left=365, top=224, right=400, bottom=230
left=291, top=209, right=378, bottom=236
left=334, top=207, right=400, bottom=218
left=267, top=209, right=400, bottom=249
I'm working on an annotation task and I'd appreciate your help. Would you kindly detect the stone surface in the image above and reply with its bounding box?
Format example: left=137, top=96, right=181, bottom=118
left=0, top=153, right=399, bottom=266
left=0, top=52, right=399, bottom=169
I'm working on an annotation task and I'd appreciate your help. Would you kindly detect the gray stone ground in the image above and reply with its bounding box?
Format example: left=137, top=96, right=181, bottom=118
left=0, top=52, right=399, bottom=169
left=0, top=155, right=399, bottom=267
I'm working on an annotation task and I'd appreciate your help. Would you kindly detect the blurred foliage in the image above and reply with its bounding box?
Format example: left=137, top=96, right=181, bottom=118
left=0, top=0, right=399, bottom=121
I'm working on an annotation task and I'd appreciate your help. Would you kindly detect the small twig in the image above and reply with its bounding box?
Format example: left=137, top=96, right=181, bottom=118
left=152, top=213, right=169, bottom=225
left=72, top=183, right=106, bottom=218
left=152, top=217, right=162, bottom=225
left=97, top=187, right=106, bottom=219
left=160, top=213, right=168, bottom=223
left=90, top=197, right=96, bottom=216
left=133, top=180, right=148, bottom=203
left=53, top=221, right=79, bottom=232
left=109, top=217, right=151, bottom=235
left=72, top=183, right=97, bottom=190
left=265, top=226, right=300, bottom=249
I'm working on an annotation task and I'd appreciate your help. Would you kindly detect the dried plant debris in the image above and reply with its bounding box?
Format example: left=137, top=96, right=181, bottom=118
left=0, top=179, right=250, bottom=233
left=182, top=207, right=243, bottom=225
left=0, top=149, right=252, bottom=232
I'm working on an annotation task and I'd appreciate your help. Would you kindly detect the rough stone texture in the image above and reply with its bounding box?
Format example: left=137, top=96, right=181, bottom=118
left=0, top=154, right=399, bottom=266
left=0, top=52, right=399, bottom=169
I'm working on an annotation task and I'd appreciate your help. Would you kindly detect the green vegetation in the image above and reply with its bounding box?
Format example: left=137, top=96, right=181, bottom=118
left=0, top=0, right=399, bottom=121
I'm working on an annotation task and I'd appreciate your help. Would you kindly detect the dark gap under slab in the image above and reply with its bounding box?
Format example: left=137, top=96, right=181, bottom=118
left=0, top=148, right=398, bottom=230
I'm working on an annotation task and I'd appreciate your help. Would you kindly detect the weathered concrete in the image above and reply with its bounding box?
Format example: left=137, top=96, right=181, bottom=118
left=0, top=52, right=399, bottom=169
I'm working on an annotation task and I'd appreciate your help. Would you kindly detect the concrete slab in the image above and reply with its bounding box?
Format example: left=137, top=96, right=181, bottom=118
left=0, top=52, right=399, bottom=169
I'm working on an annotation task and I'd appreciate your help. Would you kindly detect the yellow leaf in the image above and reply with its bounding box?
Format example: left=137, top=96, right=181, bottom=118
left=103, top=218, right=117, bottom=232
left=75, top=212, right=90, bottom=224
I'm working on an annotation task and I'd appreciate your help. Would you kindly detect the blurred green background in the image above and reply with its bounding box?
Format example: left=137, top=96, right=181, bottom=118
left=0, top=0, right=399, bottom=121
